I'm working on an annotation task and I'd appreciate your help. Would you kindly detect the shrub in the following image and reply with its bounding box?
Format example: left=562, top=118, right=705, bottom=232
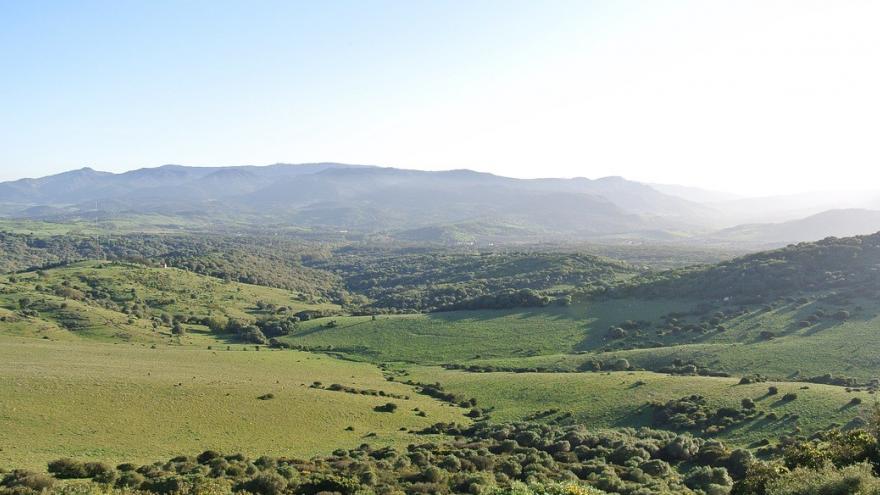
left=115, top=471, right=145, bottom=488
left=235, top=472, right=288, bottom=495
left=196, top=451, right=222, bottom=464
left=768, top=386, right=779, bottom=396
left=610, top=359, right=630, bottom=371
left=48, top=458, right=89, bottom=478
left=0, top=470, right=54, bottom=491
left=684, top=466, right=733, bottom=493
left=765, top=462, right=880, bottom=495
left=239, top=326, right=269, bottom=345
left=781, top=393, right=798, bottom=402
left=374, top=402, right=398, bottom=413
left=141, top=475, right=186, bottom=493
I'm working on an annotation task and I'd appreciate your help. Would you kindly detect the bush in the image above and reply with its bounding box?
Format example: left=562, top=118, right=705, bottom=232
left=768, top=386, right=779, bottom=395
left=239, top=326, right=269, bottom=345
left=374, top=402, right=398, bottom=413
left=0, top=470, right=54, bottom=491
left=48, top=458, right=89, bottom=478
left=684, top=466, right=733, bottom=493
left=765, top=462, right=880, bottom=495
left=781, top=393, right=798, bottom=402
left=116, top=471, right=145, bottom=488
left=610, top=359, right=630, bottom=371
left=197, top=450, right=222, bottom=464
left=235, top=472, right=288, bottom=495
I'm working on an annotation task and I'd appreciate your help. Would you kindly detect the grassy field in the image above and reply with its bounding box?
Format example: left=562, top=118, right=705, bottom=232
left=468, top=297, right=880, bottom=381
left=282, top=294, right=880, bottom=382
left=405, top=367, right=874, bottom=446
left=0, top=215, right=216, bottom=235
left=0, top=261, right=337, bottom=343
left=0, top=337, right=467, bottom=470
left=282, top=299, right=693, bottom=364
left=3, top=255, right=880, bottom=473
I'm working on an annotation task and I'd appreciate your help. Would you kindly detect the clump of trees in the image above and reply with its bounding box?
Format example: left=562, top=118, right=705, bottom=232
left=12, top=422, right=751, bottom=495
left=12, top=417, right=880, bottom=495
left=650, top=395, right=762, bottom=435
left=622, top=233, right=880, bottom=304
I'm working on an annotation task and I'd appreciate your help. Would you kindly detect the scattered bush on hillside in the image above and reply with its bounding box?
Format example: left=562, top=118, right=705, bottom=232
left=650, top=395, right=760, bottom=434
left=374, top=402, right=398, bottom=413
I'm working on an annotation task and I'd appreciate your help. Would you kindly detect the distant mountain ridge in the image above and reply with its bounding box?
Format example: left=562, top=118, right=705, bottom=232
left=0, top=163, right=717, bottom=239
left=707, top=209, right=880, bottom=247
left=5, top=163, right=880, bottom=247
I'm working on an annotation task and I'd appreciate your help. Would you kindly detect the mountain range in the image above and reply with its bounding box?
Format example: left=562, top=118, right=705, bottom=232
left=2, top=163, right=879, bottom=246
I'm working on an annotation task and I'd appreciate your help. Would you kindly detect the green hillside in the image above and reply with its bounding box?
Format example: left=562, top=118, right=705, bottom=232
left=0, top=261, right=338, bottom=344
left=0, top=337, right=467, bottom=470
left=626, top=232, right=880, bottom=301
left=404, top=368, right=872, bottom=446
left=280, top=299, right=691, bottom=364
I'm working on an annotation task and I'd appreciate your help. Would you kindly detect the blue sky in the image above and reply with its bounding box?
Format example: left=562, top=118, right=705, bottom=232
left=2, top=1, right=878, bottom=195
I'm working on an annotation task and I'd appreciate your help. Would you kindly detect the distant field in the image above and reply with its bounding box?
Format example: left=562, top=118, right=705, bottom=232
left=405, top=367, right=872, bottom=446
left=471, top=297, right=880, bottom=381
left=0, top=337, right=467, bottom=470
left=282, top=299, right=692, bottom=364
left=0, top=216, right=213, bottom=235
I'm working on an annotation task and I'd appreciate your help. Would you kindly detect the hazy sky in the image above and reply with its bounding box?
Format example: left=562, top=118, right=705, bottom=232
left=1, top=1, right=878, bottom=195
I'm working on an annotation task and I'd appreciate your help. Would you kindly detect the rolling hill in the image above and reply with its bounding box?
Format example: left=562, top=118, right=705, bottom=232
left=707, top=209, right=880, bottom=247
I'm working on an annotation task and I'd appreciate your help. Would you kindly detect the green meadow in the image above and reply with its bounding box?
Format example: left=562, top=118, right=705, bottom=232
left=282, top=298, right=693, bottom=364
left=405, top=367, right=874, bottom=446
left=0, top=337, right=467, bottom=470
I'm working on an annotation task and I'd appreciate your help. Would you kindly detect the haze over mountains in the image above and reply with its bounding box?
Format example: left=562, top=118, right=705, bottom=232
left=2, top=163, right=879, bottom=247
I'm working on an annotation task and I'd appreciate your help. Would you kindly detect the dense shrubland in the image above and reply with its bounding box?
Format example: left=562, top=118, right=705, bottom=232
left=303, top=249, right=639, bottom=312
left=0, top=422, right=744, bottom=495
left=8, top=423, right=880, bottom=495
left=0, top=233, right=643, bottom=312
left=9, top=418, right=880, bottom=495
left=623, top=233, right=880, bottom=302
left=0, top=232, right=345, bottom=302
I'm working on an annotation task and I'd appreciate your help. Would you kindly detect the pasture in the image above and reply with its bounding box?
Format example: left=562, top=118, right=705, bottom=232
left=282, top=298, right=693, bottom=364
left=0, top=337, right=466, bottom=470
left=405, top=367, right=874, bottom=446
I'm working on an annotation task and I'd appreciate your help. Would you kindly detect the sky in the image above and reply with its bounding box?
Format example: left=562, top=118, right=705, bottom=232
left=1, top=0, right=878, bottom=196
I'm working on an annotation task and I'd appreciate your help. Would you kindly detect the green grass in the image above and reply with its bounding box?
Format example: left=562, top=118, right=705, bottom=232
left=282, top=299, right=692, bottom=364
left=0, top=336, right=468, bottom=470
left=405, top=367, right=874, bottom=446
left=0, top=261, right=338, bottom=343
left=0, top=216, right=207, bottom=235
left=471, top=297, right=880, bottom=381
